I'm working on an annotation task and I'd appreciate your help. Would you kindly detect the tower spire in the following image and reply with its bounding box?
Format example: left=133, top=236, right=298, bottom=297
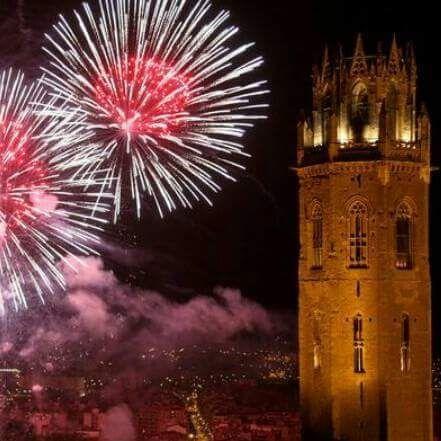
left=351, top=33, right=368, bottom=76
left=321, top=45, right=332, bottom=82
left=354, top=33, right=365, bottom=58
left=389, top=33, right=401, bottom=74
left=406, top=41, right=417, bottom=80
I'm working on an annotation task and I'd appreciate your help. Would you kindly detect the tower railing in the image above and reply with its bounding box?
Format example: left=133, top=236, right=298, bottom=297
left=301, top=140, right=423, bottom=165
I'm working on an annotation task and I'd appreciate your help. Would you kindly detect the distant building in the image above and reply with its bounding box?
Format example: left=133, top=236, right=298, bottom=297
left=137, top=398, right=189, bottom=440
left=212, top=411, right=300, bottom=440
left=0, top=368, right=22, bottom=397
left=296, top=35, right=432, bottom=440
left=27, top=408, right=105, bottom=439
left=22, top=374, right=86, bottom=398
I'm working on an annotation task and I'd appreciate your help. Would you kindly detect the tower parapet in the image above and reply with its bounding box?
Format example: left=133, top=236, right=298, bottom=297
left=297, top=35, right=430, bottom=167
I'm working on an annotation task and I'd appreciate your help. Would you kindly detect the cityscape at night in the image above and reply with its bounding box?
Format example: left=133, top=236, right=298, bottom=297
left=0, top=338, right=299, bottom=440
left=1, top=0, right=441, bottom=440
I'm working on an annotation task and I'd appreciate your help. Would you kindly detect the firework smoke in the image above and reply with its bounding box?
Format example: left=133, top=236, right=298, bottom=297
left=0, top=256, right=287, bottom=385
left=101, top=405, right=137, bottom=441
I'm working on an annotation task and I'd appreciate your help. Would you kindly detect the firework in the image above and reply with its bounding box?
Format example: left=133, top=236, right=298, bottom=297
left=43, top=0, right=268, bottom=220
left=0, top=69, right=107, bottom=315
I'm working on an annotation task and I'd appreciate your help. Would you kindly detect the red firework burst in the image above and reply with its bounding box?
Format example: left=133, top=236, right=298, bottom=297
left=0, top=117, right=50, bottom=234
left=43, top=0, right=268, bottom=219
left=94, top=57, right=191, bottom=140
left=0, top=69, right=107, bottom=315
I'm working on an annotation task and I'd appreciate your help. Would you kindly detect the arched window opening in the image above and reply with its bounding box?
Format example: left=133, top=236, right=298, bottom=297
left=354, top=314, right=365, bottom=373
left=348, top=201, right=368, bottom=268
left=351, top=83, right=369, bottom=144
left=396, top=203, right=413, bottom=270
left=322, top=91, right=332, bottom=146
left=311, top=203, right=323, bottom=269
left=386, top=86, right=398, bottom=141
left=401, top=314, right=411, bottom=374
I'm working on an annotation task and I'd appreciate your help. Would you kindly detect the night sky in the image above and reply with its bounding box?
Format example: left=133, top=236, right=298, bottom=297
left=0, top=2, right=440, bottom=345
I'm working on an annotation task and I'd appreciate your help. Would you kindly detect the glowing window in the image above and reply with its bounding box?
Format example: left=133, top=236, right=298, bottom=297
left=354, top=314, right=365, bottom=373
left=348, top=201, right=368, bottom=268
left=401, top=314, right=411, bottom=374
left=322, top=91, right=332, bottom=146
left=396, top=203, right=413, bottom=270
left=351, top=83, right=369, bottom=143
left=311, top=203, right=323, bottom=269
left=386, top=86, right=398, bottom=140
left=313, top=343, right=321, bottom=371
left=313, top=315, right=321, bottom=370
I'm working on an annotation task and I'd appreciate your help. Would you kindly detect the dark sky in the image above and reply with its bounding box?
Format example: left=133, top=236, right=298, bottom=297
left=0, top=1, right=440, bottom=328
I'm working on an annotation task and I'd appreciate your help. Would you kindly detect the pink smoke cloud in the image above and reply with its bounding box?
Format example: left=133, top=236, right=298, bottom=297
left=0, top=341, right=13, bottom=354
left=57, top=256, right=274, bottom=344
left=101, top=405, right=136, bottom=441
left=62, top=256, right=119, bottom=289
left=67, top=290, right=118, bottom=337
left=3, top=256, right=281, bottom=384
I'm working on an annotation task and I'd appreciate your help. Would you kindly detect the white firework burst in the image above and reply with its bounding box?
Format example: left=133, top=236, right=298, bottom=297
left=42, top=0, right=268, bottom=220
left=0, top=68, right=108, bottom=315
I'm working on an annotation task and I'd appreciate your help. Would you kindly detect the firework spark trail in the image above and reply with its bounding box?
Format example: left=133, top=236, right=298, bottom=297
left=0, top=68, right=108, bottom=315
left=42, top=0, right=269, bottom=220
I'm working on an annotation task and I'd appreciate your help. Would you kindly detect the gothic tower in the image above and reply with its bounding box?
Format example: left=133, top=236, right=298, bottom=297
left=296, top=35, right=432, bottom=441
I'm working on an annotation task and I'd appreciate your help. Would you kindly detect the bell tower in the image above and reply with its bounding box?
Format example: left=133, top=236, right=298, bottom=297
left=296, top=35, right=432, bottom=441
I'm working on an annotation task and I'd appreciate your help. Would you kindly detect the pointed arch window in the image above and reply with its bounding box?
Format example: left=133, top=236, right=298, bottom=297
left=401, top=313, right=411, bottom=374
left=396, top=203, right=413, bottom=270
left=311, top=203, right=323, bottom=269
left=348, top=201, right=368, bottom=268
left=322, top=90, right=332, bottom=146
left=351, top=83, right=369, bottom=143
left=353, top=314, right=365, bottom=373
left=386, top=86, right=398, bottom=140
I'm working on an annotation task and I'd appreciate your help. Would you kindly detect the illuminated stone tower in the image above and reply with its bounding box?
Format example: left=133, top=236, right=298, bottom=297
left=296, top=35, right=432, bottom=441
